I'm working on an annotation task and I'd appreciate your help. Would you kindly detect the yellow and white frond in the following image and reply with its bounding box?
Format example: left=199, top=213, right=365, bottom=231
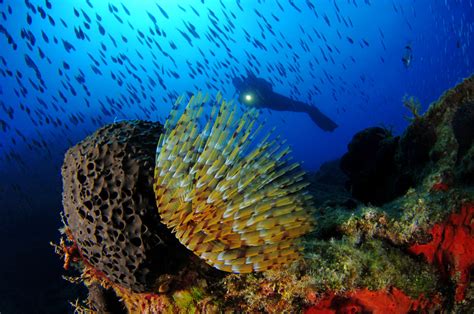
left=153, top=92, right=315, bottom=273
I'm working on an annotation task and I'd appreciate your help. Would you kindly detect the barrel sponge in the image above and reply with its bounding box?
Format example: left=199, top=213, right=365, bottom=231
left=62, top=120, right=188, bottom=293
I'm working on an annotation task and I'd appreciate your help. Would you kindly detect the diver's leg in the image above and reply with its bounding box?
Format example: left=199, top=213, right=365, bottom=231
left=265, top=93, right=338, bottom=131
left=292, top=100, right=338, bottom=132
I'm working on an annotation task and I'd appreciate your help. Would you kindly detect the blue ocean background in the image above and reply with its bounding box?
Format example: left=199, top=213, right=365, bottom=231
left=0, top=0, right=472, bottom=312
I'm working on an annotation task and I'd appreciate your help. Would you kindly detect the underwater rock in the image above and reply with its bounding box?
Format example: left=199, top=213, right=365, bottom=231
left=62, top=120, right=190, bottom=293
left=398, top=76, right=474, bottom=188
left=452, top=100, right=474, bottom=183
left=452, top=101, right=474, bottom=158
left=342, top=76, right=474, bottom=205
left=308, top=160, right=357, bottom=239
left=340, top=126, right=401, bottom=205
left=311, top=159, right=349, bottom=188
left=396, top=116, right=437, bottom=185
left=87, top=282, right=125, bottom=313
left=310, top=77, right=474, bottom=311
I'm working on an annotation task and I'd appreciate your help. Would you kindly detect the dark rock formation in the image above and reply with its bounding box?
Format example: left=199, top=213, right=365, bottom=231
left=340, top=127, right=401, bottom=205
left=341, top=76, right=474, bottom=205
left=87, top=283, right=125, bottom=314
left=309, top=159, right=355, bottom=209
left=396, top=118, right=437, bottom=184
left=452, top=101, right=474, bottom=182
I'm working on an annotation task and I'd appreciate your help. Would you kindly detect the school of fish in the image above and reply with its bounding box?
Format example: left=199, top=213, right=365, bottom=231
left=0, top=0, right=472, bottom=220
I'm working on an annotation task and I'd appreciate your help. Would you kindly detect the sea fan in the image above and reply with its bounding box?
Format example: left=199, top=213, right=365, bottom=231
left=153, top=92, right=314, bottom=273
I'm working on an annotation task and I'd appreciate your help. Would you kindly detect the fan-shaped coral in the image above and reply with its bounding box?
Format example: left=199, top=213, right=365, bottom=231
left=154, top=92, right=315, bottom=273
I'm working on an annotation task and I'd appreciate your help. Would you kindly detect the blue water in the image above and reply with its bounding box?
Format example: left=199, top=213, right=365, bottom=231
left=0, top=0, right=473, bottom=312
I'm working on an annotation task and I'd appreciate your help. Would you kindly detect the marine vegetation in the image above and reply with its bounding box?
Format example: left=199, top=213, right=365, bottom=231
left=402, top=94, right=422, bottom=121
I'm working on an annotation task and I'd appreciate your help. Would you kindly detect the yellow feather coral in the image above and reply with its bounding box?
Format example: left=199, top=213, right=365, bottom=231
left=153, top=92, right=315, bottom=273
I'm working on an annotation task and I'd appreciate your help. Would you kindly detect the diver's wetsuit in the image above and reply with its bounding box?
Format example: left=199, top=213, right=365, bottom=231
left=233, top=74, right=338, bottom=132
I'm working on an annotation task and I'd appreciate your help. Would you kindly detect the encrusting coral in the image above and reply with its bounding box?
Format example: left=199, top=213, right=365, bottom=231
left=153, top=92, right=315, bottom=273
left=409, top=202, right=474, bottom=302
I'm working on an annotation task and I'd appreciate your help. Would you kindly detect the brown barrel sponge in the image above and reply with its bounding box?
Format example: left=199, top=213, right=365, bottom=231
left=62, top=120, right=190, bottom=293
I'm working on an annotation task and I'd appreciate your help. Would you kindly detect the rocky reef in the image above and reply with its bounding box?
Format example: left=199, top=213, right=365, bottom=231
left=54, top=77, right=473, bottom=313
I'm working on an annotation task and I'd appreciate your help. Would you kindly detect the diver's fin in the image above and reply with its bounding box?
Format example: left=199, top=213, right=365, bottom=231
left=307, top=106, right=338, bottom=132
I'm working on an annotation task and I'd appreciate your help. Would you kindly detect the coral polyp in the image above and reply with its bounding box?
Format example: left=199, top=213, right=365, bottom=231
left=154, top=92, right=315, bottom=273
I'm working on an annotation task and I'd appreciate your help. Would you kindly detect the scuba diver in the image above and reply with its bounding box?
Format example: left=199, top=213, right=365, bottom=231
left=401, top=44, right=413, bottom=68
left=232, top=73, right=338, bottom=132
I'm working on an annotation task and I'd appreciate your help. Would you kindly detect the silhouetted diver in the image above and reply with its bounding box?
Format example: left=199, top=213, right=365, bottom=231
left=232, top=73, right=338, bottom=132
left=402, top=44, right=413, bottom=68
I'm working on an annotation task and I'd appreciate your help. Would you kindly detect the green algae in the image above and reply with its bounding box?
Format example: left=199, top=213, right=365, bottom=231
left=331, top=182, right=471, bottom=247
left=221, top=235, right=439, bottom=312
left=302, top=237, right=438, bottom=298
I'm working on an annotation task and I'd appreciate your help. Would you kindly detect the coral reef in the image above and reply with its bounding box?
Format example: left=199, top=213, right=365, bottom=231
left=54, top=77, right=473, bottom=313
left=220, top=238, right=438, bottom=312
left=57, top=92, right=314, bottom=312
left=313, top=76, right=474, bottom=311
left=341, top=76, right=474, bottom=207
left=222, top=262, right=312, bottom=312
left=302, top=238, right=438, bottom=297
